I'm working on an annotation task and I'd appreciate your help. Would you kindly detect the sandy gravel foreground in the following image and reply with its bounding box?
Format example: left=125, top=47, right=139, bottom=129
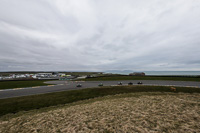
left=0, top=93, right=200, bottom=133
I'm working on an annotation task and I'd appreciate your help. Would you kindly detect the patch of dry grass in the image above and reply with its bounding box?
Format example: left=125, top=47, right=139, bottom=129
left=0, top=92, right=200, bottom=133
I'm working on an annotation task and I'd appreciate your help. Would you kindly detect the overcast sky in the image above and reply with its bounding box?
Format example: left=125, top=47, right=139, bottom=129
left=0, top=0, right=200, bottom=72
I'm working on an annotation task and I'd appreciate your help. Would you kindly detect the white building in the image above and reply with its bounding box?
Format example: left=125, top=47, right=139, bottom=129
left=37, top=73, right=52, bottom=77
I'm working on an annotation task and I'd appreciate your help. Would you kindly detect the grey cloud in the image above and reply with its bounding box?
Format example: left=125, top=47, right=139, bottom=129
left=0, top=0, right=200, bottom=71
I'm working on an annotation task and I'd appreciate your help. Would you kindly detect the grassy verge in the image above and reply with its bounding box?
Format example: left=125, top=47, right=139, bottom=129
left=82, top=75, right=200, bottom=81
left=0, top=80, right=54, bottom=90
left=0, top=85, right=200, bottom=116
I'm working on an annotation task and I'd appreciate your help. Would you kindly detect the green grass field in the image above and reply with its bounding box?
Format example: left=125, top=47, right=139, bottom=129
left=0, top=80, right=54, bottom=90
left=0, top=85, right=200, bottom=117
left=83, top=75, right=200, bottom=81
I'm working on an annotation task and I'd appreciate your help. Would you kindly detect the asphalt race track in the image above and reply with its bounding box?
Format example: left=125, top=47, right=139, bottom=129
left=0, top=80, right=200, bottom=99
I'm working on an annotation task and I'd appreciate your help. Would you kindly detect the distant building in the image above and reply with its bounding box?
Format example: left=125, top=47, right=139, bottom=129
left=32, top=75, right=37, bottom=79
left=52, top=72, right=59, bottom=75
left=37, top=73, right=52, bottom=78
left=59, top=76, right=76, bottom=80
left=129, top=72, right=145, bottom=76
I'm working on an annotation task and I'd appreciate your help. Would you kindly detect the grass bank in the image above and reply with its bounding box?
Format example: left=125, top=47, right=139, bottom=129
left=0, top=85, right=200, bottom=116
left=0, top=80, right=54, bottom=90
left=1, top=93, right=199, bottom=132
left=83, top=75, right=200, bottom=81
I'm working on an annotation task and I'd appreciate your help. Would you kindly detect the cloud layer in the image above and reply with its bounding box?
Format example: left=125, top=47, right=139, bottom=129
left=0, top=0, right=200, bottom=71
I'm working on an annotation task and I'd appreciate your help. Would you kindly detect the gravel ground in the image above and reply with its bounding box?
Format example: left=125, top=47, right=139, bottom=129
left=0, top=92, right=200, bottom=133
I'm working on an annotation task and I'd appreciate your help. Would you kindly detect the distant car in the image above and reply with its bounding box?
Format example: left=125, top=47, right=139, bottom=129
left=128, top=82, right=133, bottom=85
left=118, top=82, right=123, bottom=85
left=76, top=84, right=82, bottom=87
left=137, top=82, right=143, bottom=84
left=98, top=83, right=103, bottom=86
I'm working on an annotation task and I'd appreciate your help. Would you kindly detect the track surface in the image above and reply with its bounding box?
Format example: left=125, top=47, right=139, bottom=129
left=0, top=80, right=200, bottom=99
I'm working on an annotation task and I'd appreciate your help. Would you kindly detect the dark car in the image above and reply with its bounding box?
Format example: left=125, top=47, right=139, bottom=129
left=118, top=82, right=123, bottom=85
left=76, top=84, right=82, bottom=87
left=137, top=82, right=143, bottom=84
left=128, top=82, right=133, bottom=85
left=98, top=83, right=103, bottom=86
